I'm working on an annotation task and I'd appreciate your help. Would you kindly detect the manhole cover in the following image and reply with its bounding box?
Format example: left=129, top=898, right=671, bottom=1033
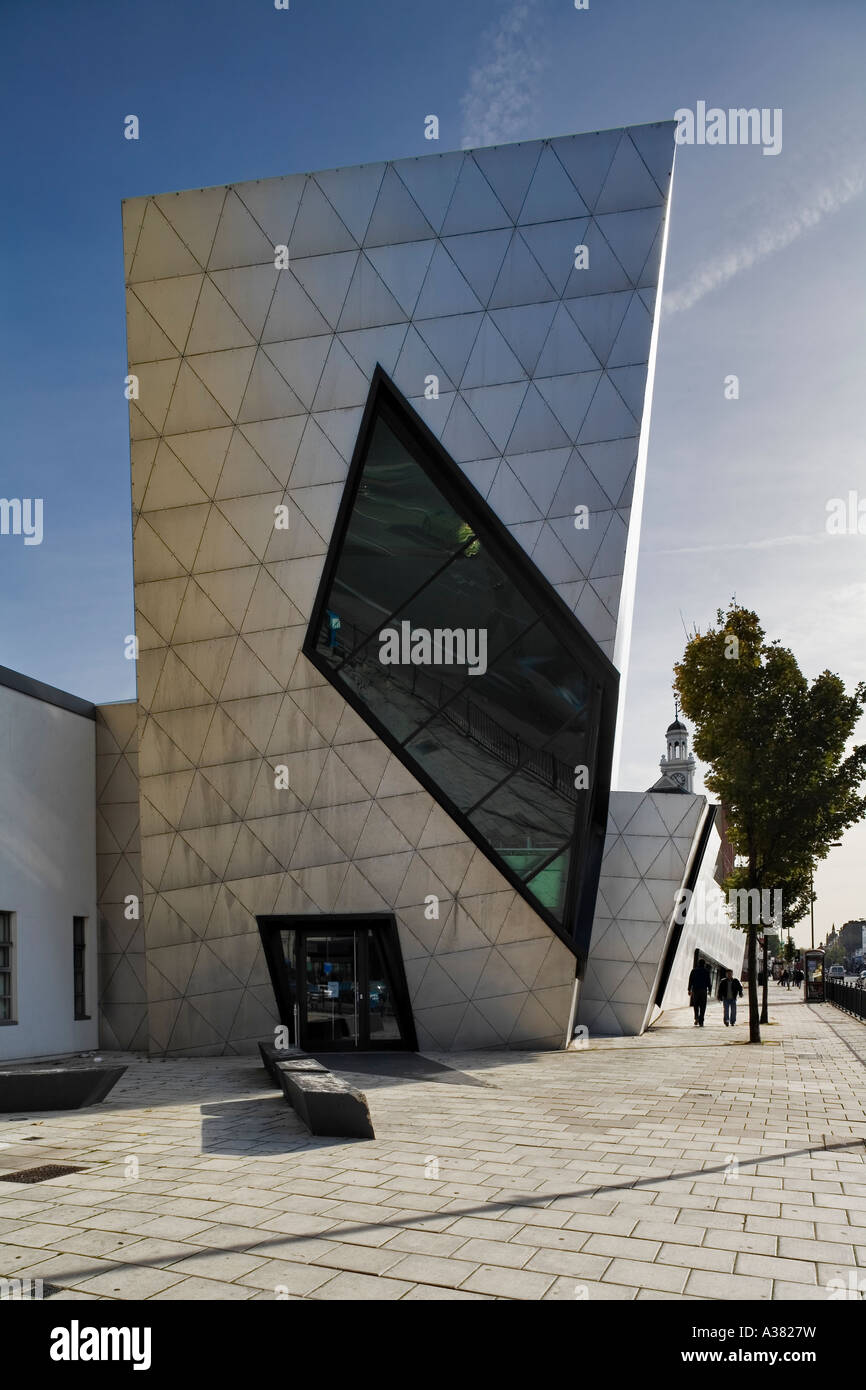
left=2, top=1164, right=85, bottom=1184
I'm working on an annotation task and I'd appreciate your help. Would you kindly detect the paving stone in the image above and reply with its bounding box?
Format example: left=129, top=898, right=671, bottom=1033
left=524, top=1247, right=611, bottom=1280
left=149, top=1276, right=256, bottom=1300
left=312, top=1270, right=413, bottom=1300
left=382, top=1229, right=470, bottom=1258
left=0, top=1223, right=77, bottom=1249
left=542, top=1276, right=638, bottom=1300
left=75, top=1264, right=187, bottom=1299
left=583, top=1233, right=661, bottom=1261
left=401, top=1283, right=492, bottom=1299
left=442, top=1215, right=524, bottom=1241
left=709, top=1229, right=777, bottom=1256
left=126, top=1215, right=213, bottom=1240
left=162, top=1249, right=267, bottom=1281
left=383, top=1252, right=481, bottom=1287
left=772, top=1279, right=837, bottom=1301
left=685, top=1268, right=773, bottom=1300
left=632, top=1220, right=705, bottom=1246
left=460, top=1264, right=556, bottom=1299
left=237, top=1259, right=337, bottom=1295
left=512, top=1224, right=597, bottom=1254
left=602, top=1258, right=688, bottom=1293
left=309, top=1242, right=406, bottom=1275
left=657, top=1242, right=735, bottom=1273
left=450, top=1237, right=533, bottom=1269
left=778, top=1235, right=854, bottom=1263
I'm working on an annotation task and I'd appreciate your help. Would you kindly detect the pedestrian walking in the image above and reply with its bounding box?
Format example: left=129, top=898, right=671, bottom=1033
left=717, top=968, right=744, bottom=1027
left=688, top=958, right=712, bottom=1027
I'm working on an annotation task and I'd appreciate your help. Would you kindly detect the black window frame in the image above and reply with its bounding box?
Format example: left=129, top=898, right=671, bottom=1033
left=73, top=915, right=89, bottom=1021
left=0, top=910, right=15, bottom=1025
left=303, top=366, right=618, bottom=971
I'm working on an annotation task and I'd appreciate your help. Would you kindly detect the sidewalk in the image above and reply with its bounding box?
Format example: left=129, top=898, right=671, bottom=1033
left=1, top=989, right=864, bottom=1300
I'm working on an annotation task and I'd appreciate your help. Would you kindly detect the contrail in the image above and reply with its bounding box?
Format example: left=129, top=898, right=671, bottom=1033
left=664, top=168, right=865, bottom=315
left=461, top=0, right=547, bottom=149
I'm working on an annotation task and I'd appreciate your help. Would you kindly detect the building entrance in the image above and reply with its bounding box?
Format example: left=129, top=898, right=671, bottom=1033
left=257, top=914, right=417, bottom=1052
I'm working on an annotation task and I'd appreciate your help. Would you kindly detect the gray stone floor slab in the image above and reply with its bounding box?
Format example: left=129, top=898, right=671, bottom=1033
left=1, top=992, right=863, bottom=1299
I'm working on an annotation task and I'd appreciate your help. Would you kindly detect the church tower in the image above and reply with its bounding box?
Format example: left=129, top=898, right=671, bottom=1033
left=657, top=705, right=696, bottom=792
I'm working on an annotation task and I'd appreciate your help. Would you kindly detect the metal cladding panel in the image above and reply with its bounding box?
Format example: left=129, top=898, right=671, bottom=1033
left=122, top=123, right=674, bottom=1054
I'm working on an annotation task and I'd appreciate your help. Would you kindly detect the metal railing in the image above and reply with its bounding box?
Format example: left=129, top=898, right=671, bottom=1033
left=827, top=978, right=866, bottom=1022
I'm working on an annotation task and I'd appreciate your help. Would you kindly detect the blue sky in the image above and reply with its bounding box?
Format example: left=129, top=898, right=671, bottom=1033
left=1, top=0, right=864, bottom=942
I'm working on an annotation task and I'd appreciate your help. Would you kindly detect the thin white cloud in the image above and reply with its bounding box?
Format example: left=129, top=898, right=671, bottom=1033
left=650, top=530, right=833, bottom=557
left=461, top=1, right=547, bottom=149
left=664, top=168, right=865, bottom=315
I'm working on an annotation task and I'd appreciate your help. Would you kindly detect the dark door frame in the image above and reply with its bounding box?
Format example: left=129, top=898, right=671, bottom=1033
left=257, top=913, right=418, bottom=1052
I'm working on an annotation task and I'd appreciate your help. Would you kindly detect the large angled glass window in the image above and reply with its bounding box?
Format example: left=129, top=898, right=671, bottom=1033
left=305, top=368, right=618, bottom=959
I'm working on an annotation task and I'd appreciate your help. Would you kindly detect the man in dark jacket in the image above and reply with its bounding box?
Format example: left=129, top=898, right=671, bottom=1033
left=717, top=968, right=744, bottom=1026
left=688, top=959, right=712, bottom=1027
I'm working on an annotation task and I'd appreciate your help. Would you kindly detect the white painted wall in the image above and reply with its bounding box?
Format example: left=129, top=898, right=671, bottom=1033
left=0, top=685, right=98, bottom=1060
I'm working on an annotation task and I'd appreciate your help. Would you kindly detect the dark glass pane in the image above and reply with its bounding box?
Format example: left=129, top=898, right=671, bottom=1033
left=306, top=376, right=614, bottom=934
left=303, top=931, right=358, bottom=1047
left=278, top=928, right=297, bottom=1036
left=424, top=621, right=592, bottom=756
left=525, top=847, right=572, bottom=917
left=404, top=710, right=505, bottom=811
left=312, top=415, right=476, bottom=668
left=470, top=767, right=577, bottom=857
left=366, top=929, right=402, bottom=1041
left=338, top=543, right=540, bottom=747
left=387, top=542, right=538, bottom=678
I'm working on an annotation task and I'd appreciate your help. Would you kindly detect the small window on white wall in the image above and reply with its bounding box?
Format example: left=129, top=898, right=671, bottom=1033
left=0, top=911, right=16, bottom=1024
left=73, top=916, right=89, bottom=1020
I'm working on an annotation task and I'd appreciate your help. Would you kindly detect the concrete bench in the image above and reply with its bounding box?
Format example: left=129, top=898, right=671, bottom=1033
left=276, top=1066, right=375, bottom=1140
left=257, top=1041, right=303, bottom=1084
left=0, top=1065, right=126, bottom=1113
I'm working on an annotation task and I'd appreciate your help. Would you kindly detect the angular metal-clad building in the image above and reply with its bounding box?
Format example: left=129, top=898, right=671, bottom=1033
left=117, top=122, right=677, bottom=1055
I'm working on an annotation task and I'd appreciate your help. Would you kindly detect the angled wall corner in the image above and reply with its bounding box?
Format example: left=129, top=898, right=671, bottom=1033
left=579, top=790, right=744, bottom=1037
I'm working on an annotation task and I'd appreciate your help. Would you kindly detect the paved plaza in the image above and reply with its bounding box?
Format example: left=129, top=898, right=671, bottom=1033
left=1, top=990, right=864, bottom=1301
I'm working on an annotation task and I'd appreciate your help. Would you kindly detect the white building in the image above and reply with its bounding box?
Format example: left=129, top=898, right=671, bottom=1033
left=0, top=667, right=99, bottom=1059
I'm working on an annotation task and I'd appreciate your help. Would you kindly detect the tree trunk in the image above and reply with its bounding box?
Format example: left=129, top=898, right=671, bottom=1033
left=760, top=935, right=769, bottom=1024
left=747, top=923, right=761, bottom=1043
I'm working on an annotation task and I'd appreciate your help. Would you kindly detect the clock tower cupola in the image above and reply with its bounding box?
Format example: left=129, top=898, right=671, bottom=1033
left=658, top=702, right=696, bottom=792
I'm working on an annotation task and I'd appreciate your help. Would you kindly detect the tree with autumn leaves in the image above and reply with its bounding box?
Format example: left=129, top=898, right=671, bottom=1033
left=675, top=603, right=866, bottom=1043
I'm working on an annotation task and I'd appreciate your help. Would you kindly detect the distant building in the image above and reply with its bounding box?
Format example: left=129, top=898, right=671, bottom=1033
left=839, top=920, right=866, bottom=960
left=650, top=711, right=696, bottom=793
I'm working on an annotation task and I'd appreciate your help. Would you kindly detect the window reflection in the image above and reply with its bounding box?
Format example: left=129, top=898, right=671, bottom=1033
left=307, top=380, right=613, bottom=938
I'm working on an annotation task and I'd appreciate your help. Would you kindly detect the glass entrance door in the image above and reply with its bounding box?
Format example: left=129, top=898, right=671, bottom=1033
left=258, top=914, right=418, bottom=1052
left=301, top=930, right=359, bottom=1048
